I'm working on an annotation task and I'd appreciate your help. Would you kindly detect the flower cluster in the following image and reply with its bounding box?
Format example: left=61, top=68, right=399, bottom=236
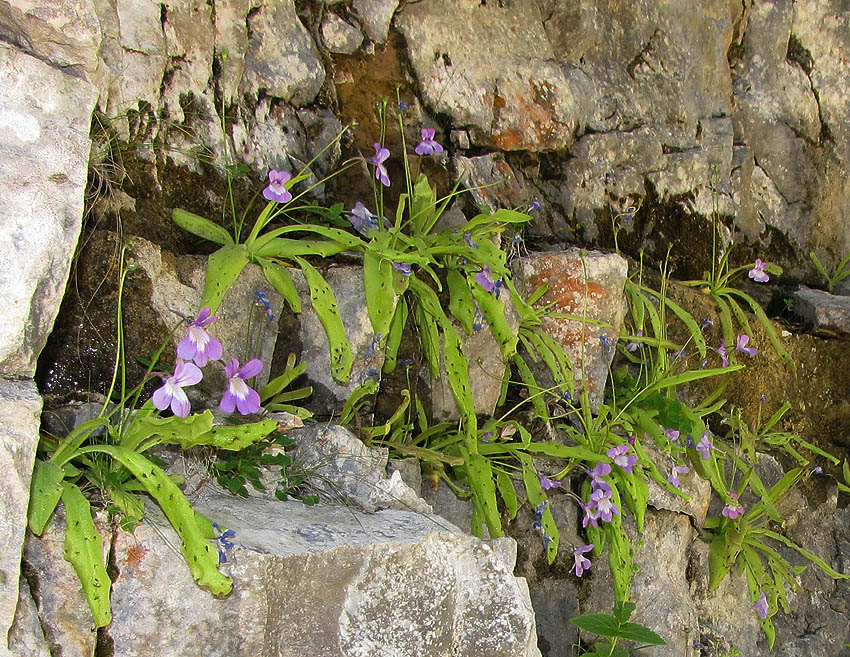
left=152, top=308, right=262, bottom=418
left=212, top=522, right=236, bottom=564
left=582, top=463, right=619, bottom=528
left=531, top=500, right=556, bottom=548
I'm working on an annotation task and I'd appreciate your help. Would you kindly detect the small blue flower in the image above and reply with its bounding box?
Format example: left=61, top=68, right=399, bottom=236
left=621, top=206, right=636, bottom=222
left=528, top=198, right=542, bottom=212
left=392, top=262, right=412, bottom=276
left=364, top=333, right=382, bottom=360
left=212, top=522, right=236, bottom=564
left=599, top=334, right=611, bottom=350
left=759, top=393, right=766, bottom=404
left=398, top=100, right=410, bottom=112
left=254, top=290, right=275, bottom=322
left=464, top=233, right=479, bottom=248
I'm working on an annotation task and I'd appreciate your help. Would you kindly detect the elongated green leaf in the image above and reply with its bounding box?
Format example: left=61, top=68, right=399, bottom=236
left=339, top=380, right=379, bottom=425
left=727, top=288, right=794, bottom=366
left=120, top=410, right=214, bottom=453
left=188, top=420, right=278, bottom=451
left=511, top=353, right=549, bottom=418
left=471, top=280, right=517, bottom=359
left=447, top=270, right=476, bottom=334
left=462, top=451, right=503, bottom=537
left=410, top=174, right=436, bottom=235
left=757, top=528, right=850, bottom=579
left=462, top=208, right=532, bottom=233
left=80, top=446, right=231, bottom=595
left=172, top=208, right=234, bottom=245
left=251, top=224, right=365, bottom=252
left=294, top=257, right=354, bottom=383
left=443, top=327, right=476, bottom=438
left=364, top=248, right=395, bottom=337
left=414, top=303, right=441, bottom=378
left=61, top=482, right=112, bottom=627
left=202, top=244, right=250, bottom=313
left=28, top=459, right=65, bottom=535
left=257, top=258, right=301, bottom=313
left=254, top=238, right=349, bottom=259
left=517, top=451, right=560, bottom=563
left=495, top=470, right=518, bottom=519
left=383, top=296, right=409, bottom=373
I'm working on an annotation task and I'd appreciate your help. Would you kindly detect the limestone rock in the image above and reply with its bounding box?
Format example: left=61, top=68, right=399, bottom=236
left=0, top=44, right=97, bottom=377
left=322, top=12, right=363, bottom=55
left=351, top=0, right=398, bottom=44
left=0, top=379, right=42, bottom=652
left=240, top=0, right=325, bottom=107
left=289, top=423, right=432, bottom=514
left=275, top=265, right=385, bottom=415
left=0, top=0, right=101, bottom=74
left=8, top=576, right=50, bottom=657
left=26, top=493, right=541, bottom=657
left=396, top=1, right=579, bottom=151
left=511, top=249, right=628, bottom=407
left=643, top=444, right=712, bottom=526
left=793, top=285, right=850, bottom=334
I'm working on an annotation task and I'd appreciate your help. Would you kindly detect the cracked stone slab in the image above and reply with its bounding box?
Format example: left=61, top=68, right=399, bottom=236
left=793, top=285, right=850, bottom=334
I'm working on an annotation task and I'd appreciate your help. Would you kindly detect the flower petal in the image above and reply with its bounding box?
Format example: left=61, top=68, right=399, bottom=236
left=239, top=358, right=263, bottom=379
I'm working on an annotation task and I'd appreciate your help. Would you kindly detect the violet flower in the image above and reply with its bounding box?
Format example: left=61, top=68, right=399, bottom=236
left=539, top=474, right=562, bottom=491
left=714, top=340, right=729, bottom=368
left=177, top=307, right=223, bottom=367
left=254, top=290, right=274, bottom=322
left=735, top=334, right=757, bottom=356
left=220, top=358, right=262, bottom=415
left=392, top=262, right=412, bottom=276
left=528, top=198, right=542, bottom=212
left=753, top=591, right=769, bottom=619
left=625, top=329, right=643, bottom=352
left=474, top=266, right=498, bottom=293
left=721, top=492, right=745, bottom=519
left=748, top=259, right=769, bottom=283
left=262, top=169, right=293, bottom=204
left=570, top=544, right=594, bottom=577
left=607, top=444, right=637, bottom=473
left=368, top=142, right=390, bottom=187
left=588, top=462, right=612, bottom=491
left=665, top=428, right=680, bottom=442
left=414, top=128, right=444, bottom=156
left=667, top=465, right=690, bottom=487
left=696, top=431, right=717, bottom=460
left=349, top=202, right=380, bottom=236
left=464, top=233, right=479, bottom=248
left=589, top=487, right=619, bottom=523
left=152, top=359, right=203, bottom=418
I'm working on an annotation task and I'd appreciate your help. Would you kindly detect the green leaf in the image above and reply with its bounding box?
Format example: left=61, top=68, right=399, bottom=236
left=410, top=174, right=436, bottom=235
left=339, top=380, right=379, bottom=425
left=28, top=459, right=65, bottom=535
left=618, top=623, right=666, bottom=645
left=364, top=247, right=396, bottom=337
left=61, top=482, right=112, bottom=627
left=570, top=613, right=620, bottom=638
left=80, top=446, right=232, bottom=595
left=612, top=601, right=636, bottom=624
left=495, top=470, right=518, bottom=519
left=383, top=296, right=409, bottom=374
left=462, top=451, right=503, bottom=538
left=201, top=243, right=250, bottom=313
left=294, top=257, right=354, bottom=383
left=172, top=208, right=234, bottom=245
left=447, top=270, right=476, bottom=334
left=470, top=279, right=518, bottom=359
left=258, top=259, right=301, bottom=313
left=518, top=452, right=560, bottom=563
left=254, top=238, right=350, bottom=259
left=414, top=303, right=441, bottom=378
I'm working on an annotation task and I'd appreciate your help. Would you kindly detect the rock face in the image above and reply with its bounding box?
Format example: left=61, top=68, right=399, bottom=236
left=0, top=44, right=97, bottom=377
left=793, top=285, right=850, bottom=334
left=511, top=249, right=628, bottom=406
left=22, top=494, right=542, bottom=657
left=0, top=380, right=43, bottom=654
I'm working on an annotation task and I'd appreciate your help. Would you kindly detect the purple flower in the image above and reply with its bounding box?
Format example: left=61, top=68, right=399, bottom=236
left=714, top=340, right=729, bottom=368
left=570, top=544, right=594, bottom=577
left=599, top=334, right=612, bottom=350
left=473, top=304, right=485, bottom=332
left=414, top=128, right=444, bottom=156
left=262, top=169, right=293, bottom=203
left=748, top=259, right=769, bottom=283
left=625, top=329, right=643, bottom=352
left=735, top=334, right=757, bottom=356
left=474, top=266, right=498, bottom=293
left=528, top=198, right=542, bottom=212
left=622, top=206, right=636, bottom=222
left=177, top=308, right=223, bottom=367
left=721, top=492, right=745, bottom=519
left=392, top=261, right=412, bottom=276
left=152, top=359, right=203, bottom=418
left=667, top=465, right=690, bottom=487
left=212, top=522, right=236, bottom=564
left=665, top=428, right=680, bottom=442
left=368, top=142, right=390, bottom=187
left=753, top=591, right=769, bottom=619
left=398, top=100, right=410, bottom=112
left=220, top=358, right=262, bottom=415
left=539, top=474, right=562, bottom=491
left=607, top=444, right=637, bottom=473
left=696, top=431, right=717, bottom=460
left=464, top=233, right=479, bottom=248
left=349, top=202, right=380, bottom=236
left=590, top=487, right=619, bottom=523
left=588, top=462, right=612, bottom=490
